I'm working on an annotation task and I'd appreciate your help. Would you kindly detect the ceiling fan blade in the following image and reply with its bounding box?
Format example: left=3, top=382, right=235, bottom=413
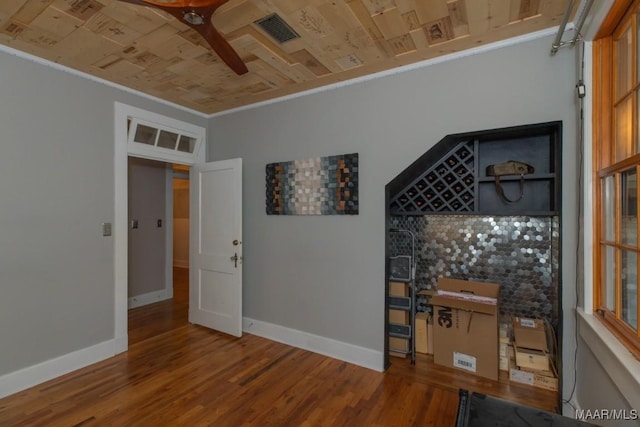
left=138, top=0, right=230, bottom=7
left=114, top=0, right=248, bottom=75
left=194, top=23, right=248, bottom=75
left=114, top=0, right=149, bottom=6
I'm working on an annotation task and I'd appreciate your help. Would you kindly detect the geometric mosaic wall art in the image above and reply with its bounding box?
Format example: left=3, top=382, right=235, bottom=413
left=266, top=153, right=358, bottom=215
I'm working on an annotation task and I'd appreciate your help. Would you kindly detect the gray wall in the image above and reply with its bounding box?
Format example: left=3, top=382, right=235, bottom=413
left=128, top=158, right=167, bottom=297
left=0, top=49, right=205, bottom=376
left=209, top=33, right=579, bottom=385
left=575, top=337, right=633, bottom=425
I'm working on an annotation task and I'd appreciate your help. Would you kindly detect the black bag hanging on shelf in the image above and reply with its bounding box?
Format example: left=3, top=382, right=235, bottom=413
left=486, top=161, right=535, bottom=204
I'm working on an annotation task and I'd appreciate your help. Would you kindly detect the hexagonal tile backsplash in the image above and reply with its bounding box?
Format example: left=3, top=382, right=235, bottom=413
left=389, top=215, right=559, bottom=326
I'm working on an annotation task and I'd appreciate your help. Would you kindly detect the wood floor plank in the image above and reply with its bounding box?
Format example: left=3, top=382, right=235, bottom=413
left=0, top=267, right=558, bottom=425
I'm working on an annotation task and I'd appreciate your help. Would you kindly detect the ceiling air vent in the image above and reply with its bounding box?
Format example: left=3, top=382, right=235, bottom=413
left=255, top=13, right=300, bottom=44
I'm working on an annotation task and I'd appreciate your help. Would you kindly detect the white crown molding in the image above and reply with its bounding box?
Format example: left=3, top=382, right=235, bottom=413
left=0, top=44, right=209, bottom=119
left=210, top=26, right=566, bottom=118
left=1, top=25, right=568, bottom=120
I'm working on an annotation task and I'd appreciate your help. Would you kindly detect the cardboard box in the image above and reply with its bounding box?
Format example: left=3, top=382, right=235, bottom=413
left=430, top=278, right=500, bottom=381
left=519, top=365, right=556, bottom=378
left=415, top=312, right=428, bottom=353
left=512, top=317, right=547, bottom=351
left=389, top=281, right=408, bottom=296
left=499, top=357, right=509, bottom=371
left=533, top=374, right=559, bottom=391
left=389, top=308, right=409, bottom=324
left=499, top=342, right=509, bottom=357
left=509, top=367, right=558, bottom=391
left=508, top=352, right=558, bottom=391
left=514, top=345, right=550, bottom=371
left=427, top=314, right=434, bottom=355
left=499, top=322, right=511, bottom=344
left=389, top=336, right=408, bottom=358
left=499, top=343, right=512, bottom=371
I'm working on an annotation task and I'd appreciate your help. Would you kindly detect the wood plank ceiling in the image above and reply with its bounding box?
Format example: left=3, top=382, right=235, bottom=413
left=0, top=1, right=575, bottom=114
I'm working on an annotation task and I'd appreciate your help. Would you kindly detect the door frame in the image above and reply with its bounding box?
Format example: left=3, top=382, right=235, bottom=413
left=114, top=102, right=206, bottom=353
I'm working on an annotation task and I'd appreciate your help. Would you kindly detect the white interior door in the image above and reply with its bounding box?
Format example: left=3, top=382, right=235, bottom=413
left=190, top=158, right=242, bottom=336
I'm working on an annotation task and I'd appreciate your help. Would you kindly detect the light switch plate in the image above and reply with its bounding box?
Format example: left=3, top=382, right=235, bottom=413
left=102, top=222, right=112, bottom=236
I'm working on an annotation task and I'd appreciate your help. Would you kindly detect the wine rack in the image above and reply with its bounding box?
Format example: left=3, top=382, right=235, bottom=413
left=387, top=121, right=561, bottom=216
left=390, top=141, right=475, bottom=214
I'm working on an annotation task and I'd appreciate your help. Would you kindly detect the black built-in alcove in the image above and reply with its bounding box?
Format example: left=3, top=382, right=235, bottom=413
left=384, top=121, right=562, bottom=400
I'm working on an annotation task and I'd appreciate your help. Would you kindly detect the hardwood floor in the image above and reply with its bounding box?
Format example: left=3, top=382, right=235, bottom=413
left=128, top=267, right=189, bottom=346
left=0, top=267, right=558, bottom=426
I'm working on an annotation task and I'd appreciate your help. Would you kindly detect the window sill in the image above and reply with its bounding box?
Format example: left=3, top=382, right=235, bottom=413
left=578, top=308, right=640, bottom=409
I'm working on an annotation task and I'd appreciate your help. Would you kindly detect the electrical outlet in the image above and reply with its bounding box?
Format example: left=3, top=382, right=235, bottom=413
left=157, top=219, right=162, bottom=228
left=102, top=222, right=112, bottom=236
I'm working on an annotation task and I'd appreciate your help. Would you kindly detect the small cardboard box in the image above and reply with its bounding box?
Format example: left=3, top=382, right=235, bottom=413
left=499, top=342, right=509, bottom=357
left=430, top=278, right=500, bottom=381
left=514, top=345, right=550, bottom=371
left=499, top=343, right=512, bottom=371
left=389, top=336, right=408, bottom=358
left=499, top=321, right=511, bottom=343
left=512, top=317, right=547, bottom=351
left=508, top=353, right=558, bottom=391
left=389, top=281, right=408, bottom=296
left=509, top=366, right=559, bottom=391
left=427, top=314, right=434, bottom=355
left=534, top=374, right=559, bottom=391
left=415, top=312, right=428, bottom=353
left=389, top=309, right=409, bottom=324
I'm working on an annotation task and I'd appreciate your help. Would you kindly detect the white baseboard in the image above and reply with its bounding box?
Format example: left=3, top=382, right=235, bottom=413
left=0, top=339, right=119, bottom=399
left=114, top=334, right=128, bottom=355
left=128, top=289, right=170, bottom=309
left=242, top=317, right=384, bottom=372
left=0, top=318, right=383, bottom=401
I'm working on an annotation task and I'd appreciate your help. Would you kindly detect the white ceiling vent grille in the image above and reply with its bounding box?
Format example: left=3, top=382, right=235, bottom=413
left=254, top=13, right=300, bottom=44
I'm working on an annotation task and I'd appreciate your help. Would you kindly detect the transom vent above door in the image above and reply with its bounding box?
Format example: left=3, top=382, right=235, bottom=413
left=127, top=118, right=204, bottom=165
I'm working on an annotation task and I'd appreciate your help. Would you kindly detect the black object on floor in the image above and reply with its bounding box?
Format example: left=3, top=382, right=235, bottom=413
left=456, top=389, right=600, bottom=426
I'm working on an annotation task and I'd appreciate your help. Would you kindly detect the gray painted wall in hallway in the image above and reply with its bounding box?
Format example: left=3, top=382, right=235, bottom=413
left=128, top=158, right=167, bottom=298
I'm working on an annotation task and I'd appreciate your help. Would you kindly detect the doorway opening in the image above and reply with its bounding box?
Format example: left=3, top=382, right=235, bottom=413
left=114, top=102, right=205, bottom=354
left=115, top=102, right=243, bottom=355
left=127, top=159, right=191, bottom=345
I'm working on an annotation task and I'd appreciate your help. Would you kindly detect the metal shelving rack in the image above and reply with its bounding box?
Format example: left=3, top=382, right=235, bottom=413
left=388, top=228, right=416, bottom=364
